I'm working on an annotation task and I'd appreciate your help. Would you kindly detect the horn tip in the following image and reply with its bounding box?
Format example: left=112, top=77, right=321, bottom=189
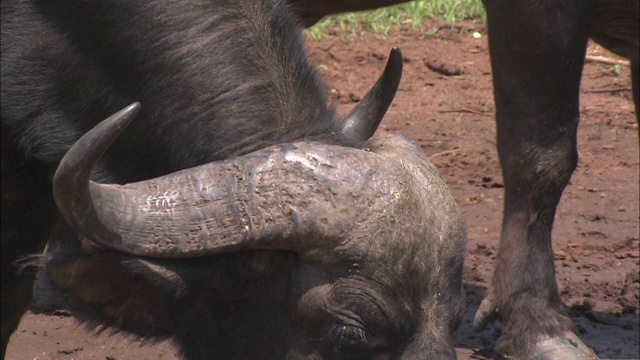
left=121, top=102, right=142, bottom=123
left=103, top=102, right=142, bottom=136
left=389, top=47, right=403, bottom=68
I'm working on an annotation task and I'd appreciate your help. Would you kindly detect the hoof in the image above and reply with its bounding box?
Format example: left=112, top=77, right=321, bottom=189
left=502, top=332, right=599, bottom=360
left=472, top=295, right=497, bottom=331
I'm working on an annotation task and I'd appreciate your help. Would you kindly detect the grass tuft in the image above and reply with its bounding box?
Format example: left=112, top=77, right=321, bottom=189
left=306, top=0, right=486, bottom=40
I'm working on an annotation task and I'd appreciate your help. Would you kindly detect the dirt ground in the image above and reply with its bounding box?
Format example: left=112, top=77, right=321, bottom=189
left=6, top=23, right=639, bottom=360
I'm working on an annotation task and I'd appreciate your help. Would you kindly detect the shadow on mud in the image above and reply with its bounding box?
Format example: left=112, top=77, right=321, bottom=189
left=455, top=282, right=640, bottom=359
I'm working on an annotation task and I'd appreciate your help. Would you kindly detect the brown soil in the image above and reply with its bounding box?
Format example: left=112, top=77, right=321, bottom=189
left=6, top=23, right=639, bottom=360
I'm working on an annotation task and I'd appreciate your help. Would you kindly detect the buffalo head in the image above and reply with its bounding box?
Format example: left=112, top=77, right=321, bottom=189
left=46, top=53, right=467, bottom=360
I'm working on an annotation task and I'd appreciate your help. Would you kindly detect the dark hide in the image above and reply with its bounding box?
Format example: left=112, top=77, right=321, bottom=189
left=2, top=0, right=467, bottom=359
left=2, top=0, right=336, bottom=356
left=289, top=0, right=640, bottom=359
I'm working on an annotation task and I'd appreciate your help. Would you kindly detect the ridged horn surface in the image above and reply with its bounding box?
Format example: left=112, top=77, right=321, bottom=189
left=53, top=104, right=427, bottom=258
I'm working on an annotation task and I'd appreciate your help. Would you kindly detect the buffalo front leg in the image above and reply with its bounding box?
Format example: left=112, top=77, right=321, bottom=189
left=475, top=1, right=600, bottom=359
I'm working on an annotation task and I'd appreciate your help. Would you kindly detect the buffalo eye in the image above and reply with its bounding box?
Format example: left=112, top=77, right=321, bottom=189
left=329, top=324, right=367, bottom=344
left=324, top=323, right=377, bottom=358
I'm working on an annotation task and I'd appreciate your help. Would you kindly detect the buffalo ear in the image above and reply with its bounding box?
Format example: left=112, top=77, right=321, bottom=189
left=46, top=252, right=179, bottom=337
left=338, top=47, right=402, bottom=146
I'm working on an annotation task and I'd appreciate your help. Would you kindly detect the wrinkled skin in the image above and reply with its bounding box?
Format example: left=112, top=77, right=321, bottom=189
left=290, top=0, right=640, bottom=359
left=2, top=0, right=468, bottom=359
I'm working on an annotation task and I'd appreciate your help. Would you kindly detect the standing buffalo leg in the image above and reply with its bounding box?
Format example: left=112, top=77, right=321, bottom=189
left=475, top=1, right=600, bottom=358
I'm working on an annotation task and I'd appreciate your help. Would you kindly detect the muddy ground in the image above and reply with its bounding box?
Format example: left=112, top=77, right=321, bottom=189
left=6, top=23, right=639, bottom=360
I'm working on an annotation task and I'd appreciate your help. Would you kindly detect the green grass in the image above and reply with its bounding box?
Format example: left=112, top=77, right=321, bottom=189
left=306, top=0, right=486, bottom=40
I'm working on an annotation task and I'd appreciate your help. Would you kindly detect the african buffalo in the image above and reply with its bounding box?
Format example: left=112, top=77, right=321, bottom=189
left=289, top=0, right=639, bottom=359
left=1, top=0, right=467, bottom=358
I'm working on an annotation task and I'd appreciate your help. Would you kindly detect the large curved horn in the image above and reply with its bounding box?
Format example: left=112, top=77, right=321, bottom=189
left=53, top=104, right=415, bottom=258
left=54, top=102, right=141, bottom=245
left=339, top=47, right=402, bottom=146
